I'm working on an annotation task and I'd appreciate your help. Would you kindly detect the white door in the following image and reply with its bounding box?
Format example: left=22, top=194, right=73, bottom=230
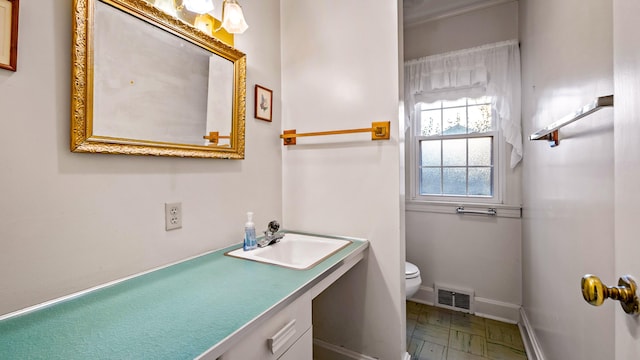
left=614, top=0, right=640, bottom=358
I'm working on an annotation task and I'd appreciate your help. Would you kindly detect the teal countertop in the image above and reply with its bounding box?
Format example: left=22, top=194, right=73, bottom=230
left=0, top=232, right=368, bottom=359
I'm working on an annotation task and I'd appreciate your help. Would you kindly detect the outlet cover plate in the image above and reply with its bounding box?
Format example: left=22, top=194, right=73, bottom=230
left=165, top=202, right=182, bottom=231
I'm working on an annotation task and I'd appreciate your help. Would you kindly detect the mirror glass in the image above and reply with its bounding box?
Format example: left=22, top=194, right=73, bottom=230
left=71, top=0, right=246, bottom=158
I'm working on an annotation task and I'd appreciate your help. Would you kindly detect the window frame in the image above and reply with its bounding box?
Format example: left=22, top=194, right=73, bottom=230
left=409, top=98, right=504, bottom=205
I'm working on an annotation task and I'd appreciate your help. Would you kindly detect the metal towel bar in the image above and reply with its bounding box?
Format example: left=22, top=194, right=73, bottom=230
left=280, top=121, right=390, bottom=145
left=529, top=95, right=613, bottom=147
left=456, top=207, right=497, bottom=216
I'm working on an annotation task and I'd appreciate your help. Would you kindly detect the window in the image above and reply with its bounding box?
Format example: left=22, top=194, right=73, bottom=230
left=413, top=97, right=499, bottom=202
left=405, top=41, right=522, bottom=206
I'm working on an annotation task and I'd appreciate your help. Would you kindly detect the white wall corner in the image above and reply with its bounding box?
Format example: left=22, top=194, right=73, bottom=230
left=519, top=307, right=545, bottom=360
left=409, top=286, right=520, bottom=323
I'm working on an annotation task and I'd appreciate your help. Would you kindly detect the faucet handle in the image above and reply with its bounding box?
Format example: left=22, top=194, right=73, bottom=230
left=267, top=220, right=280, bottom=234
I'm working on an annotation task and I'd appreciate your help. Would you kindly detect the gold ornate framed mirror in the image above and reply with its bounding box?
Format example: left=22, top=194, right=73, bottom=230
left=71, top=0, right=246, bottom=158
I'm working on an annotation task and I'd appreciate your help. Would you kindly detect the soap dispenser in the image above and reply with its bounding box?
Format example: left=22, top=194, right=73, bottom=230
left=243, top=212, right=257, bottom=251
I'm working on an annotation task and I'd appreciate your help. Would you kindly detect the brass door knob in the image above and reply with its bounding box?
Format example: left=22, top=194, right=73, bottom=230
left=581, top=274, right=640, bottom=315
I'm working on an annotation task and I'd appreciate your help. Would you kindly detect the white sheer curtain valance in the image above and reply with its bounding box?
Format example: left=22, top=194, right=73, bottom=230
left=405, top=40, right=523, bottom=168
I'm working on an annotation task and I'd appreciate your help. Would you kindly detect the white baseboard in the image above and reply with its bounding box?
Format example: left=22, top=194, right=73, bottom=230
left=519, top=307, right=545, bottom=360
left=408, top=286, right=520, bottom=323
left=313, top=338, right=378, bottom=360
left=474, top=297, right=520, bottom=324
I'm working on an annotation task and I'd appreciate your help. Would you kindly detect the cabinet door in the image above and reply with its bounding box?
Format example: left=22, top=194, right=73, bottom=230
left=278, top=328, right=312, bottom=360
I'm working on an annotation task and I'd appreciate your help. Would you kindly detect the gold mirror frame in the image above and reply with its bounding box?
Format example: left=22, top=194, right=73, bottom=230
left=71, top=0, right=246, bottom=159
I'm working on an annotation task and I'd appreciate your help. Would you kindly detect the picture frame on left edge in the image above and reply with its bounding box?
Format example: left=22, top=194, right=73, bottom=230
left=0, top=0, right=18, bottom=71
left=255, top=84, right=273, bottom=122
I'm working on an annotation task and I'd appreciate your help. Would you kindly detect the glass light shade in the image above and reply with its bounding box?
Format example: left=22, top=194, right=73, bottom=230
left=221, top=1, right=248, bottom=34
left=183, top=0, right=214, bottom=14
left=154, top=0, right=177, bottom=17
left=194, top=14, right=214, bottom=35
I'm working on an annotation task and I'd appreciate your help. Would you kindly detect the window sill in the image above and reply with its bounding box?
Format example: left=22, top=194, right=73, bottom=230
left=406, top=200, right=522, bottom=218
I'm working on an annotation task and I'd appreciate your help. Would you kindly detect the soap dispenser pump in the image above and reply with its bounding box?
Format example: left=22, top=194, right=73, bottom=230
left=243, top=212, right=257, bottom=251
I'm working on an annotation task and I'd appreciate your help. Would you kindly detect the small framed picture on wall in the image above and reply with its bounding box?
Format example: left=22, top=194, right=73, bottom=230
left=0, top=0, right=19, bottom=71
left=254, top=85, right=273, bottom=122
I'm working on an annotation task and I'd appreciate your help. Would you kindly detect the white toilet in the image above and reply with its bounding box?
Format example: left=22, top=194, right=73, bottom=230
left=405, top=261, right=422, bottom=299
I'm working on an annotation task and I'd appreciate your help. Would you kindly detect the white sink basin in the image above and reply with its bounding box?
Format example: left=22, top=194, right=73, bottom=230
left=226, top=233, right=351, bottom=270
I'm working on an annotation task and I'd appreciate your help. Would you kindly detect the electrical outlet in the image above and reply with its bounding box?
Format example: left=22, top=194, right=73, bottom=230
left=165, top=202, right=182, bottom=231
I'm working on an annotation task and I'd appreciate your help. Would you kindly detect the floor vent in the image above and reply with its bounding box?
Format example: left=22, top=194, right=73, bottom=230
left=435, top=284, right=474, bottom=313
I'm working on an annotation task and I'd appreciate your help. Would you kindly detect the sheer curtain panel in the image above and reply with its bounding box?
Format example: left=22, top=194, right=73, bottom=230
left=405, top=40, right=522, bottom=168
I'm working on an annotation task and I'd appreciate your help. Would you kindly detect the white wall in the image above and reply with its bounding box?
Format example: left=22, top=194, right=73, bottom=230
left=519, top=0, right=615, bottom=359
left=406, top=212, right=522, bottom=307
left=404, top=1, right=519, bottom=60
left=280, top=1, right=404, bottom=359
left=403, top=2, right=523, bottom=320
left=0, top=0, right=283, bottom=316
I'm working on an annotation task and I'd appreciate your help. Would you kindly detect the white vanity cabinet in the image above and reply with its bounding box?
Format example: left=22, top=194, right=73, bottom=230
left=214, top=292, right=312, bottom=360
left=197, top=235, right=368, bottom=360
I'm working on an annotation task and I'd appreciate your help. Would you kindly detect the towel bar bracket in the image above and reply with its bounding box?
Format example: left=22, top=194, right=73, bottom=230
left=530, top=129, right=559, bottom=147
left=283, top=130, right=297, bottom=146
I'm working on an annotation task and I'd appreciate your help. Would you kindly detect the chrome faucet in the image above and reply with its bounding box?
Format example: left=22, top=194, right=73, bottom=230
left=258, top=220, right=285, bottom=247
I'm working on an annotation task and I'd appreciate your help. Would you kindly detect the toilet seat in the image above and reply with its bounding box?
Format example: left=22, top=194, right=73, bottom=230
left=405, top=262, right=420, bottom=279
